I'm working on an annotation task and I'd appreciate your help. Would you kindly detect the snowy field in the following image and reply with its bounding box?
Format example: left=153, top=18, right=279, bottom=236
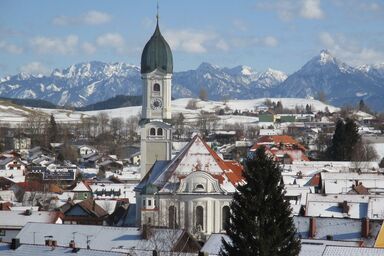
left=0, top=97, right=339, bottom=126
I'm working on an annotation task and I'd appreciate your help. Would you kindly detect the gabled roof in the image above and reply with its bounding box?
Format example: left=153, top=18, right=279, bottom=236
left=72, top=181, right=91, bottom=192
left=69, top=199, right=108, bottom=218
left=136, top=135, right=244, bottom=193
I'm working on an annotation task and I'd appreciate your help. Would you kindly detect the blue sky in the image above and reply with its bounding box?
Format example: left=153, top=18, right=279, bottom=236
left=0, top=0, right=383, bottom=77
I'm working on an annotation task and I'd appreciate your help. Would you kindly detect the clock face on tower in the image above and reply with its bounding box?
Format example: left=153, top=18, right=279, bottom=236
left=150, top=98, right=163, bottom=110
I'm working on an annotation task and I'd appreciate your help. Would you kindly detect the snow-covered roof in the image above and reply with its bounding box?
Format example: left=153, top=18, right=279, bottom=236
left=322, top=246, right=384, bottom=256
left=294, top=216, right=382, bottom=247
left=299, top=240, right=362, bottom=256
left=0, top=244, right=126, bottom=256
left=16, top=223, right=186, bottom=253
left=72, top=181, right=90, bottom=192
left=201, top=233, right=230, bottom=255
left=136, top=135, right=244, bottom=194
left=305, top=194, right=371, bottom=218
left=0, top=210, right=60, bottom=229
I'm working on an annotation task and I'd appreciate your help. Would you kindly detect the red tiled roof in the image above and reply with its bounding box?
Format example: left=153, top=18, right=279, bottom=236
left=251, top=135, right=306, bottom=151
left=198, top=136, right=245, bottom=186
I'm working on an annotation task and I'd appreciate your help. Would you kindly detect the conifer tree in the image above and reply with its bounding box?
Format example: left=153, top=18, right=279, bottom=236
left=48, top=114, right=58, bottom=144
left=326, top=118, right=360, bottom=161
left=221, top=147, right=300, bottom=256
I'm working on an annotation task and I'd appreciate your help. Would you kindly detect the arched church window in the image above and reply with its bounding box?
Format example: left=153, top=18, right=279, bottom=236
left=153, top=83, right=160, bottom=92
left=169, top=205, right=177, bottom=228
left=150, top=128, right=156, bottom=135
left=196, top=206, right=204, bottom=230
left=222, top=205, right=230, bottom=230
left=157, top=128, right=163, bottom=136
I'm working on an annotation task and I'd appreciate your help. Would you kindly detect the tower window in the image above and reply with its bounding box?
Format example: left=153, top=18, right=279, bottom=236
left=157, top=128, right=163, bottom=136
left=196, top=206, right=204, bottom=230
left=150, top=128, right=156, bottom=135
left=153, top=83, right=160, bottom=92
left=222, top=205, right=230, bottom=230
left=169, top=205, right=177, bottom=228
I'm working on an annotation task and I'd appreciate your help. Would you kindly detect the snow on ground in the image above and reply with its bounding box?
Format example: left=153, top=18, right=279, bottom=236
left=0, top=97, right=339, bottom=126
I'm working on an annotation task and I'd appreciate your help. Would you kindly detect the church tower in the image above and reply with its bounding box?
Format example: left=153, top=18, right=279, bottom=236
left=140, top=16, right=173, bottom=177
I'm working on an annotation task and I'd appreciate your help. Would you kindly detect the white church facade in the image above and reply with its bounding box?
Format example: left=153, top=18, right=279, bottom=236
left=135, top=16, right=244, bottom=240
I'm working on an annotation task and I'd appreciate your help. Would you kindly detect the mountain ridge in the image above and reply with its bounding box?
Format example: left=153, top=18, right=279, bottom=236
left=1, top=50, right=384, bottom=111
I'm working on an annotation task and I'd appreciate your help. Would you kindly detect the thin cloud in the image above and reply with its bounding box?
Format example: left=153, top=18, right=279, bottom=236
left=319, top=32, right=384, bottom=65
left=0, top=41, right=23, bottom=54
left=96, top=33, right=125, bottom=53
left=82, top=42, right=97, bottom=55
left=53, top=10, right=111, bottom=26
left=20, top=62, right=50, bottom=75
left=30, top=35, right=78, bottom=55
left=256, top=0, right=324, bottom=21
left=164, top=29, right=217, bottom=53
left=216, top=39, right=229, bottom=51
left=231, top=36, right=279, bottom=48
left=300, top=0, right=324, bottom=19
left=233, top=19, right=248, bottom=32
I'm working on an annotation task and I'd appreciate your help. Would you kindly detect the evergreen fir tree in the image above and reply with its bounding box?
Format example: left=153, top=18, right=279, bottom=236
left=326, top=118, right=360, bottom=161
left=326, top=119, right=346, bottom=160
left=344, top=118, right=360, bottom=160
left=48, top=114, right=58, bottom=144
left=221, top=147, right=300, bottom=256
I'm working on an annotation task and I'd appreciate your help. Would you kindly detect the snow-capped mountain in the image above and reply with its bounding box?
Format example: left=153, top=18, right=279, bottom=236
left=1, top=50, right=384, bottom=110
left=172, top=63, right=286, bottom=100
left=0, top=61, right=286, bottom=107
left=275, top=50, right=384, bottom=111
left=0, top=61, right=142, bottom=107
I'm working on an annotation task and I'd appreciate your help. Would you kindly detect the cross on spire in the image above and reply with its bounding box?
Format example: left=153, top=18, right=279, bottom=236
left=156, top=0, right=159, bottom=23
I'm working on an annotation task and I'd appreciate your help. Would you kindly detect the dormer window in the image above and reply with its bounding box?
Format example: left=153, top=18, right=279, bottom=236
left=194, top=184, right=205, bottom=192
left=157, top=128, right=163, bottom=136
left=150, top=128, right=156, bottom=136
left=153, top=83, right=160, bottom=92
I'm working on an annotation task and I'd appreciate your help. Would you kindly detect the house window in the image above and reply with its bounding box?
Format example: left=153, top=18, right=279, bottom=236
left=148, top=199, right=152, bottom=206
left=0, top=229, right=5, bottom=236
left=150, top=128, right=156, bottom=136
left=196, top=206, right=204, bottom=231
left=84, top=193, right=88, bottom=199
left=169, top=205, right=177, bottom=228
left=222, top=206, right=230, bottom=230
left=157, top=128, right=163, bottom=136
left=142, top=199, right=146, bottom=207
left=153, top=83, right=160, bottom=92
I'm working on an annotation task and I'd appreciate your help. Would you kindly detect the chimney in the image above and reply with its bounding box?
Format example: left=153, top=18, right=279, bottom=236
left=45, top=239, right=53, bottom=246
left=10, top=238, right=20, bottom=250
left=69, top=240, right=76, bottom=249
left=309, top=217, right=317, bottom=238
left=362, top=217, right=370, bottom=238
